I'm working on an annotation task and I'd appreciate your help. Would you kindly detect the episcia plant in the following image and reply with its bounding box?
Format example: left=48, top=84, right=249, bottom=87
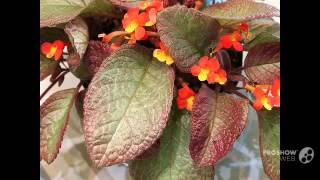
left=40, top=0, right=280, bottom=179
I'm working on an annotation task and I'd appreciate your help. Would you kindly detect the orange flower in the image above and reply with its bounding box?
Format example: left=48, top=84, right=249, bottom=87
left=139, top=0, right=163, bottom=11
left=41, top=40, right=65, bottom=61
left=191, top=56, right=227, bottom=85
left=271, top=78, right=280, bottom=106
left=237, top=22, right=249, bottom=34
left=177, top=84, right=196, bottom=111
left=236, top=22, right=253, bottom=40
left=219, top=31, right=243, bottom=51
left=252, top=87, right=274, bottom=111
left=153, top=42, right=173, bottom=65
left=122, top=8, right=149, bottom=41
left=244, top=77, right=280, bottom=111
left=139, top=0, right=163, bottom=26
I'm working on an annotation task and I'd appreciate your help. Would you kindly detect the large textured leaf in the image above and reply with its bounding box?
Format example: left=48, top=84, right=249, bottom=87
left=129, top=107, right=215, bottom=179
left=157, top=5, right=221, bottom=72
left=244, top=42, right=280, bottom=84
left=40, top=0, right=112, bottom=27
left=40, top=88, right=78, bottom=163
left=40, top=0, right=92, bottom=27
left=203, top=0, right=280, bottom=25
left=65, top=17, right=91, bottom=80
left=259, top=108, right=280, bottom=180
left=80, top=0, right=113, bottom=17
left=83, top=45, right=175, bottom=167
left=40, top=54, right=59, bottom=80
left=190, top=84, right=249, bottom=167
left=246, top=22, right=280, bottom=50
left=83, top=40, right=113, bottom=77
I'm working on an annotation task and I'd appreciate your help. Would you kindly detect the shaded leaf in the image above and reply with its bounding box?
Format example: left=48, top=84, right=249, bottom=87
left=246, top=22, right=280, bottom=50
left=216, top=49, right=231, bottom=72
left=244, top=42, right=280, bottom=84
left=75, top=89, right=86, bottom=120
left=65, top=17, right=91, bottom=80
left=129, top=107, right=215, bottom=179
left=83, top=45, right=175, bottom=167
left=190, top=84, right=249, bottom=167
left=157, top=5, right=221, bottom=72
left=259, top=108, right=280, bottom=180
left=40, top=54, right=59, bottom=81
left=203, top=0, right=280, bottom=25
left=75, top=89, right=86, bottom=128
left=40, top=0, right=112, bottom=27
left=134, top=139, right=160, bottom=160
left=40, top=27, right=69, bottom=43
left=83, top=40, right=113, bottom=77
left=40, top=88, right=78, bottom=163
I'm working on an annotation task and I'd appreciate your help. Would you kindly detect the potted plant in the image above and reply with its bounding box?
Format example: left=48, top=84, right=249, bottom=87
left=40, top=0, right=280, bottom=179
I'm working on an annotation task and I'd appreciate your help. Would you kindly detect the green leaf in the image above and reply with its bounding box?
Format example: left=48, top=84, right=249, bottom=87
left=83, top=45, right=175, bottom=167
left=40, top=0, right=113, bottom=27
left=129, top=107, right=215, bottom=180
left=80, top=0, right=113, bottom=17
left=40, top=88, right=78, bottom=163
left=259, top=108, right=280, bottom=180
left=65, top=17, right=91, bottom=80
left=244, top=42, right=280, bottom=84
left=40, top=0, right=92, bottom=27
left=40, top=54, right=59, bottom=81
left=157, top=5, right=221, bottom=72
left=245, top=22, right=280, bottom=50
left=190, top=84, right=249, bottom=167
left=203, top=0, right=280, bottom=26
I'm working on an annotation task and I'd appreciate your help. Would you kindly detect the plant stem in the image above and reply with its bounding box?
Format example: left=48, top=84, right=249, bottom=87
left=146, top=31, right=159, bottom=38
left=231, top=66, right=246, bottom=73
left=76, top=81, right=83, bottom=91
left=40, top=70, right=69, bottom=101
left=60, top=61, right=69, bottom=69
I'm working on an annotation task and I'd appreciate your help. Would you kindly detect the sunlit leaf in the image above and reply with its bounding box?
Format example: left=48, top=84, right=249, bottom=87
left=83, top=45, right=175, bottom=167
left=157, top=5, right=221, bottom=72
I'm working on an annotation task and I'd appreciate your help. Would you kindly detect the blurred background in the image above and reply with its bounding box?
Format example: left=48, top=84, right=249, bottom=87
left=40, top=0, right=280, bottom=179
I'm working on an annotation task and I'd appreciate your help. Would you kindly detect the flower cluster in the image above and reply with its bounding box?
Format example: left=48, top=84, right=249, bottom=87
left=245, top=78, right=280, bottom=111
left=41, top=40, right=65, bottom=61
left=191, top=56, right=227, bottom=85
left=214, top=22, right=250, bottom=52
left=99, top=0, right=163, bottom=47
left=153, top=41, right=173, bottom=65
left=177, top=83, right=196, bottom=111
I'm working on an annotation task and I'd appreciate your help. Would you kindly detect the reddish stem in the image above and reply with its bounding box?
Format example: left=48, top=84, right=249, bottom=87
left=40, top=70, right=69, bottom=101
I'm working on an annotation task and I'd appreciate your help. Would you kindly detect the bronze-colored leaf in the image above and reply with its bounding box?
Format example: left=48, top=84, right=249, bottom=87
left=190, top=84, right=249, bottom=167
left=244, top=42, right=280, bottom=84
